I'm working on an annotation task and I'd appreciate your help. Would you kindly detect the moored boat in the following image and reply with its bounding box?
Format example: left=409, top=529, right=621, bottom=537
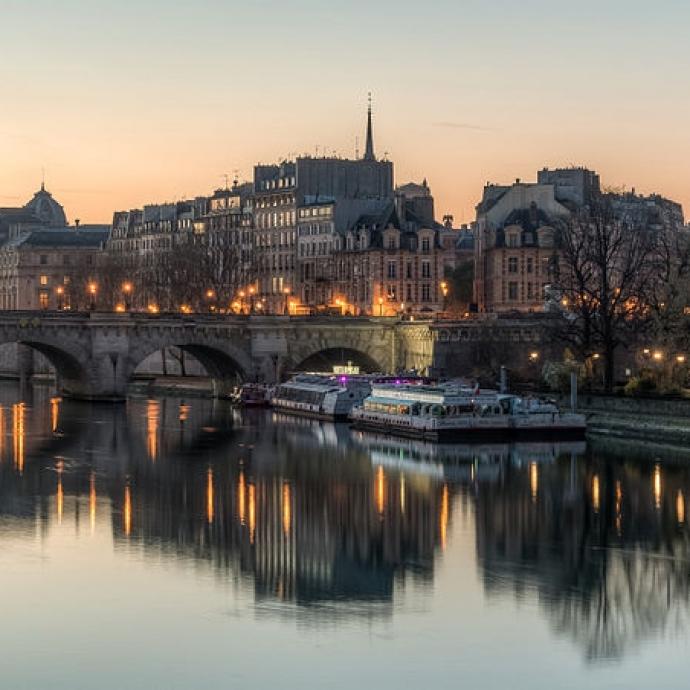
left=232, top=383, right=270, bottom=408
left=271, top=373, right=430, bottom=421
left=350, top=382, right=586, bottom=441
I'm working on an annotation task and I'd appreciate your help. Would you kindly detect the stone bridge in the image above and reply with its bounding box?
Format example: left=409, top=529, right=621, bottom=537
left=0, top=311, right=558, bottom=400
left=0, top=312, right=439, bottom=400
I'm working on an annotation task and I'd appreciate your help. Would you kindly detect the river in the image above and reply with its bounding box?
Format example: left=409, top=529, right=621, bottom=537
left=0, top=383, right=688, bottom=689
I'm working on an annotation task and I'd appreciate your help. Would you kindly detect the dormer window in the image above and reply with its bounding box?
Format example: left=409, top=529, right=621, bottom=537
left=387, top=235, right=396, bottom=249
left=507, top=234, right=519, bottom=248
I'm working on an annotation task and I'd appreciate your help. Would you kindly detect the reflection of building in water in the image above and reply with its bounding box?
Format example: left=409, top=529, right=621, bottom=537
left=474, top=457, right=690, bottom=661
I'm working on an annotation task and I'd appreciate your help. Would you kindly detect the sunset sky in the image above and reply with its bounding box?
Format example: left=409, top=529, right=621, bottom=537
left=1, top=0, right=688, bottom=224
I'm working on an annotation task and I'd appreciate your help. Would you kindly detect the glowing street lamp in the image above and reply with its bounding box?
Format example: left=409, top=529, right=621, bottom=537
left=88, top=282, right=97, bottom=311
left=122, top=281, right=133, bottom=310
left=55, top=286, right=64, bottom=311
left=529, top=351, right=540, bottom=363
left=378, top=296, right=384, bottom=316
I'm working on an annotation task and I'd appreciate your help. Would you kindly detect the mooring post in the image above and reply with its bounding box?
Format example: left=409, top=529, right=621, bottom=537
left=570, top=372, right=578, bottom=412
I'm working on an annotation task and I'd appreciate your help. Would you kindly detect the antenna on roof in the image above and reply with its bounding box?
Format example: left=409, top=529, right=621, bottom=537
left=41, top=167, right=46, bottom=192
left=222, top=173, right=230, bottom=189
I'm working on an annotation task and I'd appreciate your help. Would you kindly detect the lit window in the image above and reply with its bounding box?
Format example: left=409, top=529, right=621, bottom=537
left=40, top=275, right=48, bottom=286
left=39, top=291, right=49, bottom=309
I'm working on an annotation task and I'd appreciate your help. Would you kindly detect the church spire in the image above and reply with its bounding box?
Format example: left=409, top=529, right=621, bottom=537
left=364, top=92, right=375, bottom=161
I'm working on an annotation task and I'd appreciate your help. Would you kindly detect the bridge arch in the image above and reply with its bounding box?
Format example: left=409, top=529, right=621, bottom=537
left=290, top=346, right=385, bottom=375
left=126, top=339, right=252, bottom=398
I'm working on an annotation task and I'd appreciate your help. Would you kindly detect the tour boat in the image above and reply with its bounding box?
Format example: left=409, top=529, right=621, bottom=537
left=271, top=373, right=431, bottom=421
left=350, top=382, right=586, bottom=441
left=270, top=374, right=376, bottom=420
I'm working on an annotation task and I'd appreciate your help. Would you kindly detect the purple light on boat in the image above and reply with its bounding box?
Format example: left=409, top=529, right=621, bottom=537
left=339, top=376, right=347, bottom=384
left=395, top=379, right=401, bottom=385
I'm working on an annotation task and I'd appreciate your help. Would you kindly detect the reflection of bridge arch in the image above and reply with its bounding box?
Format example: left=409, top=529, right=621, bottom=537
left=291, top=347, right=384, bottom=374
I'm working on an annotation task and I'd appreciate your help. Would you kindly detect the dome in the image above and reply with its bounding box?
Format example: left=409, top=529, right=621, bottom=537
left=24, top=184, right=67, bottom=227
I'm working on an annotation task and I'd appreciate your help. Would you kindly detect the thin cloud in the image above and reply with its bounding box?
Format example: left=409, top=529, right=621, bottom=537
left=432, top=121, right=495, bottom=132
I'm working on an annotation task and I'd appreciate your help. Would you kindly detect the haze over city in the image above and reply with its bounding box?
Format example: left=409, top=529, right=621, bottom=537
left=2, top=0, right=688, bottom=223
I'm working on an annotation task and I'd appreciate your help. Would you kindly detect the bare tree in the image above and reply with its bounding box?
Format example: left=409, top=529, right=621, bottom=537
left=555, top=199, right=660, bottom=391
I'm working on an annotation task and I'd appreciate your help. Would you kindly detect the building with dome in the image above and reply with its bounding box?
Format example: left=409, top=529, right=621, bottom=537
left=0, top=183, right=68, bottom=244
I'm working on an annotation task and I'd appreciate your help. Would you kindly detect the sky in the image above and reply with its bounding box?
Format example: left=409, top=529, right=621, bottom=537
left=1, top=0, right=689, bottom=224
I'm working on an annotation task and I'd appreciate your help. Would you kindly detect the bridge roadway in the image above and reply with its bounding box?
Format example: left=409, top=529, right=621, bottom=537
left=0, top=311, right=438, bottom=401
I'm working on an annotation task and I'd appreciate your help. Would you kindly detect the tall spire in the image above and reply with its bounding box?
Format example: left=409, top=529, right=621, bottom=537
left=364, top=92, right=375, bottom=161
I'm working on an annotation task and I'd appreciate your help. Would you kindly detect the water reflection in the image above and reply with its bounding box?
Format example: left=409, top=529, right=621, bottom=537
left=0, top=385, right=689, bottom=666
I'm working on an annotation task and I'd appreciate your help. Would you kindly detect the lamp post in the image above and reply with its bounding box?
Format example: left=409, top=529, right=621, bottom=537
left=56, top=286, right=64, bottom=311
left=378, top=296, right=384, bottom=316
left=122, top=281, right=133, bottom=311
left=88, top=282, right=97, bottom=311
left=206, top=289, right=216, bottom=313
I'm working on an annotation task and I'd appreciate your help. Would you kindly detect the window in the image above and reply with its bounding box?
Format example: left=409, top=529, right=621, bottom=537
left=39, top=275, right=48, bottom=286
left=508, top=282, right=518, bottom=300
left=387, top=261, right=397, bottom=279
left=421, top=284, right=431, bottom=302
left=421, top=261, right=431, bottom=278
left=406, top=262, right=413, bottom=279
left=421, top=237, right=430, bottom=252
left=387, top=285, right=397, bottom=300
left=387, top=235, right=396, bottom=249
left=39, top=291, right=49, bottom=309
left=526, top=257, right=533, bottom=274
left=527, top=283, right=533, bottom=299
left=507, top=234, right=518, bottom=248
left=508, top=257, right=518, bottom=273
left=40, top=255, right=48, bottom=265
left=406, top=284, right=413, bottom=301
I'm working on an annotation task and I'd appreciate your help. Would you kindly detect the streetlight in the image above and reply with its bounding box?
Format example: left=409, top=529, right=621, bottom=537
left=55, top=286, right=64, bottom=311
left=122, top=281, right=133, bottom=310
left=440, top=281, right=449, bottom=314
left=529, top=351, right=540, bottom=363
left=206, top=289, right=216, bottom=313
left=88, top=282, right=97, bottom=311
left=378, top=296, right=384, bottom=316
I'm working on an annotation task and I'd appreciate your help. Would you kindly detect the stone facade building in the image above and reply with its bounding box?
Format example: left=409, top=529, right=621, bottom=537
left=0, top=226, right=109, bottom=310
left=473, top=168, right=685, bottom=313
left=334, top=203, right=451, bottom=316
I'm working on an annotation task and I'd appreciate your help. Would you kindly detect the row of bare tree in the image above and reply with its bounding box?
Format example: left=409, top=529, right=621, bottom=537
left=87, top=237, right=257, bottom=313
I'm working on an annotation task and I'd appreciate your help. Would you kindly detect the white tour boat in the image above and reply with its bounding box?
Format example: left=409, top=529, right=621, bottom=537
left=350, top=382, right=586, bottom=441
left=271, top=374, right=377, bottom=421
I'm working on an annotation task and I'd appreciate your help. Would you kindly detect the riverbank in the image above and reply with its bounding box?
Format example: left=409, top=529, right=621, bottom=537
left=556, top=393, right=690, bottom=448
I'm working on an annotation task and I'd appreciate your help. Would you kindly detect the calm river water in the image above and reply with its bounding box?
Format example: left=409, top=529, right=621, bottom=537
left=0, top=383, right=689, bottom=689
